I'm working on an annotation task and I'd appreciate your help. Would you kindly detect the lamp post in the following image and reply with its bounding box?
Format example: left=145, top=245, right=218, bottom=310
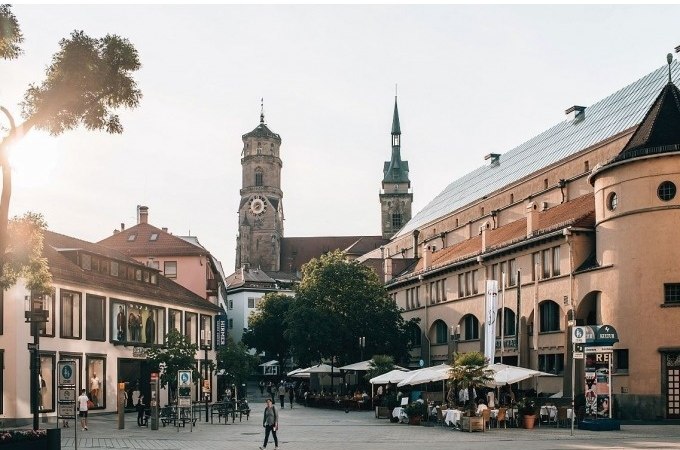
left=200, top=329, right=212, bottom=423
left=359, top=336, right=365, bottom=361
left=25, top=295, right=49, bottom=431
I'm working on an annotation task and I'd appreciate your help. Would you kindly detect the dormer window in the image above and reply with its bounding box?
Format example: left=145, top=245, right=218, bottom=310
left=127, top=234, right=136, bottom=241
left=149, top=233, right=158, bottom=241
left=81, top=254, right=92, bottom=270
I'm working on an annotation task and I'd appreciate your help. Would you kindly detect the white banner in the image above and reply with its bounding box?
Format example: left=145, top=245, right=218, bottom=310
left=484, top=280, right=499, bottom=363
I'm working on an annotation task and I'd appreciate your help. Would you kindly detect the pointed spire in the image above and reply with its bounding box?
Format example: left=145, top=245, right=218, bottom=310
left=391, top=96, right=401, bottom=136
left=668, top=53, right=673, bottom=84
left=260, top=97, right=265, bottom=124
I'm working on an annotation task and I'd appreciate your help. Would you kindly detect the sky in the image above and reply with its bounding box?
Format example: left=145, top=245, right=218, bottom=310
left=2, top=4, right=680, bottom=273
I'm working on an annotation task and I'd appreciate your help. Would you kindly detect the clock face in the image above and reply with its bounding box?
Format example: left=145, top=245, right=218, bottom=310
left=249, top=195, right=267, bottom=216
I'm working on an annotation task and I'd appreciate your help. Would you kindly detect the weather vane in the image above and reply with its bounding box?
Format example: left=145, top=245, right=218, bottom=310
left=260, top=97, right=265, bottom=124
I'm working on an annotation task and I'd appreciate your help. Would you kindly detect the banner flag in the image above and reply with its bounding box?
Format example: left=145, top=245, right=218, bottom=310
left=484, top=280, right=499, bottom=363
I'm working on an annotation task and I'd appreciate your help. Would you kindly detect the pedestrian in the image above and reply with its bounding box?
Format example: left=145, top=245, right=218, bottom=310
left=260, top=398, right=278, bottom=450
left=278, top=383, right=286, bottom=408
left=77, top=389, right=89, bottom=431
left=136, top=395, right=147, bottom=427
left=259, top=380, right=265, bottom=396
left=288, top=384, right=294, bottom=409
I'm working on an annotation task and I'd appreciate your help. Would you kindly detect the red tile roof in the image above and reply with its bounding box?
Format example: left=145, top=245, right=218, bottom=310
left=98, top=223, right=208, bottom=258
left=279, top=236, right=386, bottom=273
left=44, top=230, right=218, bottom=311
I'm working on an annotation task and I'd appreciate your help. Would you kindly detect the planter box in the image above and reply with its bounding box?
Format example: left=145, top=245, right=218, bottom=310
left=1, top=440, right=47, bottom=450
left=460, top=416, right=484, bottom=432
left=375, top=406, right=390, bottom=419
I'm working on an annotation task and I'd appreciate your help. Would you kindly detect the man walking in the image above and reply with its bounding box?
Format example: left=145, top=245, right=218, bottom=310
left=77, top=389, right=89, bottom=431
left=260, top=398, right=278, bottom=450
left=278, top=383, right=286, bottom=408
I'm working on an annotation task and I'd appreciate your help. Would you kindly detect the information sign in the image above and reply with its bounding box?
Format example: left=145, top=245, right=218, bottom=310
left=58, top=387, right=76, bottom=402
left=58, top=403, right=76, bottom=419
left=178, top=370, right=192, bottom=388
left=573, top=326, right=586, bottom=344
left=57, top=360, right=76, bottom=385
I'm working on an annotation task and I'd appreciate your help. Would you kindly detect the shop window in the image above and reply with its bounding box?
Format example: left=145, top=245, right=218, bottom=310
left=60, top=290, right=82, bottom=339
left=169, top=309, right=182, bottom=334
left=185, top=312, right=198, bottom=345
left=35, top=353, right=55, bottom=413
left=110, top=300, right=164, bottom=345
left=538, top=353, right=564, bottom=374
left=85, top=294, right=106, bottom=341
left=539, top=300, right=560, bottom=332
left=86, top=356, right=106, bottom=409
left=463, top=314, right=480, bottom=341
left=434, top=320, right=448, bottom=344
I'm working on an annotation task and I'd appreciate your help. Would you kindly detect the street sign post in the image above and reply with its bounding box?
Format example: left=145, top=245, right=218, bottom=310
left=573, top=326, right=586, bottom=344
left=57, top=360, right=77, bottom=450
left=177, top=370, right=193, bottom=432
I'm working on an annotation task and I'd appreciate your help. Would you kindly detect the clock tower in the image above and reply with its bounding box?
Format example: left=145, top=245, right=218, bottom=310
left=235, top=105, right=284, bottom=271
left=380, top=96, right=413, bottom=239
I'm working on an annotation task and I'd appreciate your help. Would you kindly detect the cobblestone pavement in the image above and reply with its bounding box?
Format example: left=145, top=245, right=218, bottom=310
left=55, top=398, right=680, bottom=450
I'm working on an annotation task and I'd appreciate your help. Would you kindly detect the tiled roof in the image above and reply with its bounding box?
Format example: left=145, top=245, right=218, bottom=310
left=396, top=62, right=680, bottom=238
left=279, top=236, right=385, bottom=273
left=98, top=223, right=208, bottom=257
left=225, top=267, right=279, bottom=290
left=43, top=230, right=219, bottom=311
left=402, top=194, right=594, bottom=278
left=242, top=123, right=281, bottom=141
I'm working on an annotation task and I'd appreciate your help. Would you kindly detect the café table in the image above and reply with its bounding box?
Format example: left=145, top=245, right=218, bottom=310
left=392, top=407, right=409, bottom=423
left=442, top=409, right=462, bottom=427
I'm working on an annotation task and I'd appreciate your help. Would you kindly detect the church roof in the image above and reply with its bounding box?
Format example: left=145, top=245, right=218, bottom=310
left=279, top=236, right=386, bottom=273
left=392, top=97, right=401, bottom=135
left=614, top=75, right=680, bottom=163
left=395, top=61, right=680, bottom=239
left=383, top=97, right=410, bottom=184
left=242, top=122, right=281, bottom=141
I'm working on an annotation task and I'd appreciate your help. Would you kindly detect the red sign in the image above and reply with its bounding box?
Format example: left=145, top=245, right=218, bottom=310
left=151, top=372, right=159, bottom=381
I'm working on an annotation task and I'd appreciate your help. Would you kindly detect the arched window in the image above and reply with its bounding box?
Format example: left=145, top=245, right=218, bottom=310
left=408, top=322, right=422, bottom=347
left=462, top=314, right=479, bottom=341
left=496, top=308, right=516, bottom=336
left=539, top=300, right=560, bottom=332
left=255, top=168, right=263, bottom=187
left=433, top=320, right=448, bottom=344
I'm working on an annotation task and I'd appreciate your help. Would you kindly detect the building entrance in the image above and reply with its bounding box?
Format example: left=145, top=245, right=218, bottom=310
left=665, top=352, right=680, bottom=419
left=118, top=358, right=152, bottom=411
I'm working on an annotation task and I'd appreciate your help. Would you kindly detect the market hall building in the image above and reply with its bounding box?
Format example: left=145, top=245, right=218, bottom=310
left=380, top=58, right=680, bottom=420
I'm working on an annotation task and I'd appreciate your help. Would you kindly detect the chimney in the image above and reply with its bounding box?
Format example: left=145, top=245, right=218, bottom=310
left=162, top=227, right=168, bottom=233
left=526, top=202, right=539, bottom=236
left=113, top=229, right=119, bottom=235
left=422, top=244, right=431, bottom=271
left=412, top=230, right=420, bottom=259
left=121, top=222, right=125, bottom=231
left=565, top=105, right=586, bottom=121
left=484, top=153, right=501, bottom=165
left=384, top=257, right=393, bottom=283
left=480, top=221, right=490, bottom=252
left=137, top=205, right=149, bottom=224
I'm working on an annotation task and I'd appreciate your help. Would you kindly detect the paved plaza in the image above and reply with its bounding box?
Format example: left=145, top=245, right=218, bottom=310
left=53, top=394, right=680, bottom=450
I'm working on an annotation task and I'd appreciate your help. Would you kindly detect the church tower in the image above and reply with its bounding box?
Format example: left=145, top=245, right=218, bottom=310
left=380, top=96, right=413, bottom=239
left=235, top=104, right=284, bottom=272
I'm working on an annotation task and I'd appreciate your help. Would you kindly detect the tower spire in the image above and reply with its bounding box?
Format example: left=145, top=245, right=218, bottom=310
left=668, top=53, right=674, bottom=84
left=391, top=96, right=401, bottom=138
left=260, top=97, right=265, bottom=124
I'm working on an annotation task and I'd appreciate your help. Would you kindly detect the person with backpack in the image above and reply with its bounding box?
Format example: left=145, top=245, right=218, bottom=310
left=260, top=398, right=279, bottom=450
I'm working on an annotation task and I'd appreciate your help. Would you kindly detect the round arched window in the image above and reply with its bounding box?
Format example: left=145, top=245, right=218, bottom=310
left=607, top=192, right=618, bottom=211
left=658, top=181, right=677, bottom=202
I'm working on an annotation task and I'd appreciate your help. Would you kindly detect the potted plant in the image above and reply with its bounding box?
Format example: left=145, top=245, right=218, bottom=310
left=517, top=397, right=538, bottom=429
left=405, top=401, right=427, bottom=425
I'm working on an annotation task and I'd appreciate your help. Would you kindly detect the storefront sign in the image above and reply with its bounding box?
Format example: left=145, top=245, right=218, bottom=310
left=133, top=347, right=148, bottom=358
left=215, top=315, right=227, bottom=348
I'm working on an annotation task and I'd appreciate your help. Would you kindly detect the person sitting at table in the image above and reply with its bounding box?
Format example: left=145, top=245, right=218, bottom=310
left=415, top=394, right=425, bottom=404
left=486, top=389, right=496, bottom=408
left=475, top=399, right=489, bottom=416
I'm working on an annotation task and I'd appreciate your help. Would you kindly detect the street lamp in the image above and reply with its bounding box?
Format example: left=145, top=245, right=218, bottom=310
left=359, top=336, right=365, bottom=361
left=25, top=294, right=49, bottom=431
left=200, top=329, right=212, bottom=423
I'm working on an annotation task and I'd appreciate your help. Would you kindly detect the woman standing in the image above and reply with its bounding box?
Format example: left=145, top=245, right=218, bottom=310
left=260, top=398, right=278, bottom=450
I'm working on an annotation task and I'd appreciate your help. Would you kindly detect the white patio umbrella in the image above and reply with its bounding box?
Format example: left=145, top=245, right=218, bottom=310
left=369, top=369, right=411, bottom=385
left=486, top=363, right=555, bottom=387
left=397, top=364, right=451, bottom=387
left=339, top=360, right=409, bottom=372
left=287, top=368, right=310, bottom=378
left=301, top=363, right=333, bottom=374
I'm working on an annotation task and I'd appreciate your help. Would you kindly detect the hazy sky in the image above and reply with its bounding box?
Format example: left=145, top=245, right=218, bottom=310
left=3, top=4, right=680, bottom=272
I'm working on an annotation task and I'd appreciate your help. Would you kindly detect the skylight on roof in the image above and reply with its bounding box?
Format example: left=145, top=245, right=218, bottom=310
left=150, top=233, right=158, bottom=241
left=127, top=234, right=136, bottom=241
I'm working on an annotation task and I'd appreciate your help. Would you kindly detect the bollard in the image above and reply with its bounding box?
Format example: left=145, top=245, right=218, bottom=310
left=118, top=382, right=126, bottom=429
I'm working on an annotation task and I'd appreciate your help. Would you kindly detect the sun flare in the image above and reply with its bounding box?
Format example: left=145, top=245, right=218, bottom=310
left=8, top=132, right=60, bottom=189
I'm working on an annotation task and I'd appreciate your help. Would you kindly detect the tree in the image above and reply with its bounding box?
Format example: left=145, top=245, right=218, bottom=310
left=365, top=354, right=396, bottom=382
left=448, top=352, right=493, bottom=415
left=0, top=5, right=142, bottom=292
left=242, top=293, right=290, bottom=375
left=286, top=250, right=414, bottom=367
left=146, top=329, right=198, bottom=402
left=216, top=336, right=259, bottom=392
left=1, top=212, right=51, bottom=295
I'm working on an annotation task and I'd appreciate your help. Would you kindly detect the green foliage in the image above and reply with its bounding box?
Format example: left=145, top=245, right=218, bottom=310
left=20, top=30, right=142, bottom=135
left=146, top=329, right=198, bottom=399
left=405, top=400, right=427, bottom=418
left=365, top=354, right=395, bottom=381
left=286, top=250, right=412, bottom=367
left=216, top=336, right=259, bottom=388
left=516, top=397, right=538, bottom=416
left=449, top=352, right=493, bottom=414
left=242, top=293, right=290, bottom=373
left=0, top=212, right=51, bottom=294
left=0, top=4, right=23, bottom=60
